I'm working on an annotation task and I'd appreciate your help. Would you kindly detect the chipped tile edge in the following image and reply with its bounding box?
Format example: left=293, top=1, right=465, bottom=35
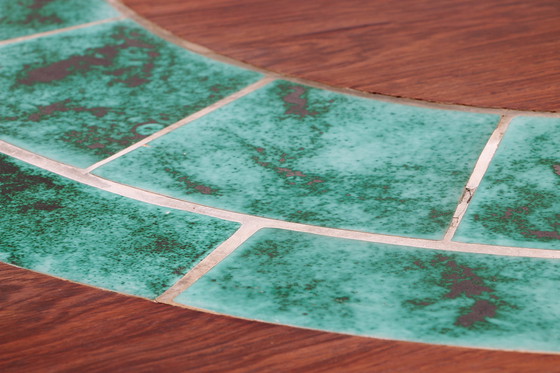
left=444, top=115, right=513, bottom=241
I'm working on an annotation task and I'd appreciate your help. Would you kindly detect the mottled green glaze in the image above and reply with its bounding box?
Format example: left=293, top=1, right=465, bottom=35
left=0, top=0, right=118, bottom=40
left=455, top=117, right=560, bottom=249
left=0, top=20, right=261, bottom=167
left=0, top=154, right=239, bottom=298
left=97, top=81, right=498, bottom=238
left=177, top=228, right=560, bottom=352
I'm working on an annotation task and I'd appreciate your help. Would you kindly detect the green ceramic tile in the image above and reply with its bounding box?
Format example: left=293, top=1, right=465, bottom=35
left=0, top=154, right=239, bottom=298
left=177, top=228, right=560, bottom=352
left=0, top=20, right=261, bottom=167
left=96, top=81, right=499, bottom=238
left=0, top=0, right=118, bottom=40
left=455, top=117, right=560, bottom=249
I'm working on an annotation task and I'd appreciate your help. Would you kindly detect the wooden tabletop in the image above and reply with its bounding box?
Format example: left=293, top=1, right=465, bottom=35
left=3, top=0, right=560, bottom=371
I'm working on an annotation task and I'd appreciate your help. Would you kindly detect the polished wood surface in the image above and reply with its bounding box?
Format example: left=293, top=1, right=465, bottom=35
left=1, top=262, right=559, bottom=372
left=122, top=0, right=560, bottom=112
left=4, top=1, right=560, bottom=370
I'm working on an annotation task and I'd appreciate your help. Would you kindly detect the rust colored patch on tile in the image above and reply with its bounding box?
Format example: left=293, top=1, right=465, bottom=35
left=164, top=168, right=220, bottom=195
left=524, top=230, right=560, bottom=240
left=27, top=0, right=56, bottom=10
left=28, top=99, right=109, bottom=122
left=18, top=29, right=157, bottom=86
left=422, top=254, right=501, bottom=327
left=457, top=300, right=498, bottom=327
left=282, top=85, right=318, bottom=118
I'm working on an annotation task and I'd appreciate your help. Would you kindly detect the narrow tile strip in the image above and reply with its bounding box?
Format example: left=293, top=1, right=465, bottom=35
left=0, top=16, right=125, bottom=47
left=156, top=223, right=262, bottom=303
left=2, top=140, right=558, bottom=259
left=443, top=115, right=513, bottom=241
left=84, top=77, right=275, bottom=173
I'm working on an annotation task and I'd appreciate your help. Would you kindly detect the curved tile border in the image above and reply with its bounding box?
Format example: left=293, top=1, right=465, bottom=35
left=0, top=0, right=559, bottom=354
left=119, top=0, right=560, bottom=113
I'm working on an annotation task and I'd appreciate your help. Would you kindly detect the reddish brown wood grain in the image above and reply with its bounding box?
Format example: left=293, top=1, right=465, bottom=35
left=122, top=0, right=560, bottom=112
left=1, top=262, right=559, bottom=372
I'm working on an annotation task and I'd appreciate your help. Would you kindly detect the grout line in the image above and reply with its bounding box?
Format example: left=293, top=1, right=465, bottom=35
left=261, top=219, right=560, bottom=259
left=156, top=223, right=262, bottom=303
left=84, top=77, right=275, bottom=173
left=106, top=0, right=560, bottom=117
left=1, top=140, right=559, bottom=259
left=443, top=115, right=513, bottom=241
left=0, top=16, right=126, bottom=47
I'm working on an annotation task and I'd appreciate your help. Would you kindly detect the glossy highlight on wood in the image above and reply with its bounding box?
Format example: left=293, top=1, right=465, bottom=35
left=1, top=262, right=560, bottom=372
left=122, top=0, right=560, bottom=112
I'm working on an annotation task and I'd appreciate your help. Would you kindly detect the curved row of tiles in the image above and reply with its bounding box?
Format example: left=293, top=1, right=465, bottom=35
left=1, top=0, right=559, bottom=353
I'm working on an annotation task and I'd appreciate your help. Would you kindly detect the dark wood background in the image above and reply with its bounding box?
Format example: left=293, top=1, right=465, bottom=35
left=123, top=0, right=560, bottom=112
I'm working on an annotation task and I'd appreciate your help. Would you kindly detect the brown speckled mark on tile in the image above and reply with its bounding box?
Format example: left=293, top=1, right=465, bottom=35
left=0, top=19, right=261, bottom=167
left=282, top=85, right=319, bottom=117
left=427, top=255, right=500, bottom=327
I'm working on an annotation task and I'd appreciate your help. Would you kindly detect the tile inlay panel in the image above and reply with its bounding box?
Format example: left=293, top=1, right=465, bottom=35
left=97, top=81, right=499, bottom=238
left=1, top=0, right=560, bottom=362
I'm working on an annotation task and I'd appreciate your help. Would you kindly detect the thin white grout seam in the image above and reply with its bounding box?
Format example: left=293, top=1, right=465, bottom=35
left=156, top=222, right=262, bottom=303
left=84, top=77, right=275, bottom=172
left=0, top=16, right=125, bottom=47
left=443, top=115, right=513, bottom=241
left=1, top=140, right=559, bottom=260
